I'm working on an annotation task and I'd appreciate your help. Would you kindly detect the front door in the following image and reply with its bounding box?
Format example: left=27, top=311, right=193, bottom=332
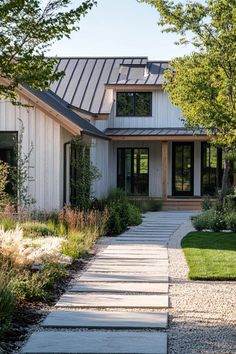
left=172, top=142, right=194, bottom=196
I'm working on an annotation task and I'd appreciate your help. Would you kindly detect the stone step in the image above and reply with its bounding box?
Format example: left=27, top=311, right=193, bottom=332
left=78, top=272, right=168, bottom=282
left=69, top=282, right=169, bottom=293
left=20, top=331, right=167, bottom=354
left=42, top=310, right=168, bottom=329
left=56, top=293, right=169, bottom=308
left=97, top=252, right=168, bottom=259
left=86, top=265, right=168, bottom=273
left=91, top=259, right=168, bottom=265
left=69, top=282, right=169, bottom=294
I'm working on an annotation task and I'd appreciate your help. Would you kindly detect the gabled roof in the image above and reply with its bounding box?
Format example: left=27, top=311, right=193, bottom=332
left=50, top=57, right=168, bottom=116
left=22, top=84, right=109, bottom=140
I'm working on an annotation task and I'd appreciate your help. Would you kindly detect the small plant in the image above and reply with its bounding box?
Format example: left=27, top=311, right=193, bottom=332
left=127, top=204, right=142, bottom=225
left=129, top=198, right=162, bottom=212
left=70, top=138, right=101, bottom=210
left=0, top=161, right=11, bottom=211
left=13, top=263, right=67, bottom=301
left=192, top=210, right=214, bottom=231
left=225, top=212, right=236, bottom=232
left=0, top=262, right=15, bottom=337
left=21, top=221, right=55, bottom=238
left=201, top=195, right=213, bottom=211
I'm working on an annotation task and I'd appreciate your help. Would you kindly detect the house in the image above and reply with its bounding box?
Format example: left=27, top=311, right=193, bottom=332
left=0, top=57, right=231, bottom=211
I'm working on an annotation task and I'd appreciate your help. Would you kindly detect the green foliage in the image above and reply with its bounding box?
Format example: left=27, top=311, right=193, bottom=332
left=0, top=217, right=16, bottom=231
left=70, top=138, right=101, bottom=210
left=201, top=195, right=213, bottom=211
left=182, top=231, right=236, bottom=280
left=12, top=263, right=66, bottom=301
left=192, top=210, right=214, bottom=231
left=127, top=204, right=142, bottom=225
left=11, top=120, right=35, bottom=209
left=61, top=230, right=95, bottom=259
left=0, top=161, right=11, bottom=210
left=141, top=0, right=236, bottom=203
left=0, top=0, right=96, bottom=103
left=105, top=189, right=142, bottom=235
left=0, top=263, right=15, bottom=337
left=129, top=198, right=163, bottom=212
left=225, top=212, right=236, bottom=232
left=21, top=221, right=55, bottom=238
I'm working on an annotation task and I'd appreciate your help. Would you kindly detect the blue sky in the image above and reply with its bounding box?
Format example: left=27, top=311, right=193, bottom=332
left=49, top=0, right=193, bottom=60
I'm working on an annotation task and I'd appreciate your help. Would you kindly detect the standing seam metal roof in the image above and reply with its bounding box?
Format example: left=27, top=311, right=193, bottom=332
left=50, top=57, right=169, bottom=115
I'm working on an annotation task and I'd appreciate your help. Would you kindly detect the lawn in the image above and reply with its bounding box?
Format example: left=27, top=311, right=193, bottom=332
left=181, top=231, right=236, bottom=280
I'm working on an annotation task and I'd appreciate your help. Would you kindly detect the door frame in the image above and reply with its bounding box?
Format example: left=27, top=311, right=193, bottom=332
left=172, top=142, right=194, bottom=196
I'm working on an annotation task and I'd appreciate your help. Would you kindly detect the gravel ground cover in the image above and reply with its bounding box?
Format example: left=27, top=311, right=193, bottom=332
left=168, top=221, right=236, bottom=354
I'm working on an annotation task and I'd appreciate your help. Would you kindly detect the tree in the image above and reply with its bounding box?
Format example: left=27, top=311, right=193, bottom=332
left=140, top=0, right=236, bottom=202
left=0, top=0, right=96, bottom=103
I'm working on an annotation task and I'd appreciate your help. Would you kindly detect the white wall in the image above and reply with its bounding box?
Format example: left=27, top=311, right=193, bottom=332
left=90, top=138, right=111, bottom=199
left=0, top=99, right=61, bottom=211
left=107, top=91, right=183, bottom=129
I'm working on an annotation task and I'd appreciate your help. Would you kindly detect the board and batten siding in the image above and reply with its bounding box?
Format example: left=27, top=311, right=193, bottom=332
left=0, top=99, right=61, bottom=211
left=104, top=91, right=183, bottom=129
left=90, top=138, right=111, bottom=199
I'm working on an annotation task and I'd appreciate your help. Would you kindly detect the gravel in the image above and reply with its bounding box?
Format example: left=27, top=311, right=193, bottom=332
left=168, top=221, right=236, bottom=354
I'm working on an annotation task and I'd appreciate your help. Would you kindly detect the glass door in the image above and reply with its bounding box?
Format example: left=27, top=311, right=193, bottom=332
left=172, top=142, right=194, bottom=196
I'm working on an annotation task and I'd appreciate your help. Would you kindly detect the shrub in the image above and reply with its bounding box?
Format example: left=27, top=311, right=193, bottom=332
left=0, top=217, right=16, bottom=231
left=127, top=204, right=142, bottom=225
left=201, top=195, right=213, bottom=211
left=192, top=209, right=227, bottom=232
left=21, top=221, right=55, bottom=238
left=0, top=226, right=71, bottom=266
left=105, top=189, right=142, bottom=235
left=225, top=212, right=236, bottom=232
left=129, top=198, right=162, bottom=212
left=13, top=263, right=66, bottom=301
left=192, top=210, right=214, bottom=231
left=208, top=210, right=227, bottom=232
left=0, top=263, right=15, bottom=337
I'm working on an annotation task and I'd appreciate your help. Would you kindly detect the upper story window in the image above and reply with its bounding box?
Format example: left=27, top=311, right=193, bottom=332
left=116, top=92, right=152, bottom=117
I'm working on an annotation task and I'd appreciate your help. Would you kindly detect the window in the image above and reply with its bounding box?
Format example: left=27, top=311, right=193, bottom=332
left=117, top=148, right=149, bottom=195
left=201, top=142, right=223, bottom=196
left=0, top=132, right=17, bottom=196
left=116, top=92, right=152, bottom=117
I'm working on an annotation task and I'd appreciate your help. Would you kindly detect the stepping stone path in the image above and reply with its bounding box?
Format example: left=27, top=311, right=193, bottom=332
left=21, top=211, right=193, bottom=354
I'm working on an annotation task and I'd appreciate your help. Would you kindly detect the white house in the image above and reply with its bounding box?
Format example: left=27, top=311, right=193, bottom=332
left=0, top=57, right=232, bottom=210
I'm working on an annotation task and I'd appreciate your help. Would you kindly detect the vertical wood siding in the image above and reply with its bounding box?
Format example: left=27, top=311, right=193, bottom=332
left=0, top=99, right=61, bottom=211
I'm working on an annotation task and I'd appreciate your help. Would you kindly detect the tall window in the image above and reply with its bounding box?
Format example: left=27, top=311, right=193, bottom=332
left=201, top=142, right=223, bottom=196
left=116, top=92, right=152, bottom=117
left=117, top=148, right=149, bottom=195
left=0, top=132, right=17, bottom=195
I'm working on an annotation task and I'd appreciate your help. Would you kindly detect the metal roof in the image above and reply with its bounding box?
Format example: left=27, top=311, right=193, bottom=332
left=23, top=84, right=109, bottom=140
left=105, top=128, right=206, bottom=136
left=50, top=57, right=168, bottom=115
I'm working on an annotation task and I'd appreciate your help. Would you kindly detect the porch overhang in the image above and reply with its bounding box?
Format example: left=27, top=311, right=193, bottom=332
left=105, top=128, right=209, bottom=141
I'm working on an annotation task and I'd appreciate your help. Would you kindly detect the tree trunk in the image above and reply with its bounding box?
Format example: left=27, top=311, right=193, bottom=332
left=219, top=158, right=231, bottom=205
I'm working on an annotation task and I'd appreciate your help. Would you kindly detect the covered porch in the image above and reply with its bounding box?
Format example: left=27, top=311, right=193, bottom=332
left=105, top=128, right=223, bottom=209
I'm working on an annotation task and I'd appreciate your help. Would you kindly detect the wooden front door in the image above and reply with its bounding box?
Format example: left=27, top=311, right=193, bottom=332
left=172, top=142, right=194, bottom=196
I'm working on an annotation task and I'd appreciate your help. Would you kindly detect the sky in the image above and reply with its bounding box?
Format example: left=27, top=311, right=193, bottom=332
left=49, top=0, right=193, bottom=60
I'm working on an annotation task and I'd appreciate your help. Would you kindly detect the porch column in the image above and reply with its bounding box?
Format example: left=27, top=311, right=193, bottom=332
left=161, top=141, right=169, bottom=200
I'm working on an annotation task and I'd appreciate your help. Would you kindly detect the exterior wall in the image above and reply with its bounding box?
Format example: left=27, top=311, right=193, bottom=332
left=0, top=98, right=61, bottom=211
left=109, top=91, right=183, bottom=129
left=60, top=128, right=74, bottom=206
left=90, top=138, right=111, bottom=199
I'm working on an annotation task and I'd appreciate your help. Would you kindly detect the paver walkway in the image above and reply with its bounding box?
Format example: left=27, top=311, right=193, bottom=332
left=21, top=211, right=193, bottom=354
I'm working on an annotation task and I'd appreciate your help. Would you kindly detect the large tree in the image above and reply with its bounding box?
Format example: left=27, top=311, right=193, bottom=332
left=0, top=0, right=96, bottom=102
left=140, top=0, right=236, bottom=202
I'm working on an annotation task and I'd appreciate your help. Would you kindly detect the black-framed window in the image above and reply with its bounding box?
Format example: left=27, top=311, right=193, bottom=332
left=201, top=142, right=223, bottom=196
left=117, top=148, right=149, bottom=195
left=116, top=92, right=152, bottom=117
left=0, top=132, right=17, bottom=196
left=172, top=142, right=194, bottom=196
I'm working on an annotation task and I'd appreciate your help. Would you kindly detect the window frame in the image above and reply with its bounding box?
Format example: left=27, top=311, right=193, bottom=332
left=116, top=92, right=152, bottom=117
left=117, top=147, right=149, bottom=196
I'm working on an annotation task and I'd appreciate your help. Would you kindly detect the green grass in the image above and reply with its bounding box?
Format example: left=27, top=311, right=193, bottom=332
left=181, top=231, right=236, bottom=280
